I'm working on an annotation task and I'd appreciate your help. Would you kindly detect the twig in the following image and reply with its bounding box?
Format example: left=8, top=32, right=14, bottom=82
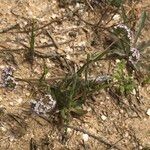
left=107, top=137, right=124, bottom=150
left=85, top=0, right=94, bottom=11
left=7, top=113, right=27, bottom=128
left=0, top=39, right=73, bottom=53
left=35, top=39, right=73, bottom=48
left=45, top=30, right=59, bottom=49
left=16, top=77, right=63, bottom=83
left=0, top=38, right=73, bottom=50
left=0, top=24, right=19, bottom=34
left=34, top=17, right=65, bottom=31
left=64, top=125, right=121, bottom=150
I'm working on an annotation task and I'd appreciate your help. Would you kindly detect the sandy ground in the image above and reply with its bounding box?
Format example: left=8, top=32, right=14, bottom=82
left=0, top=0, right=150, bottom=150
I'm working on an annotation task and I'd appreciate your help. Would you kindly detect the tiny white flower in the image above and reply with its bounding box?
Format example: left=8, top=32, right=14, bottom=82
left=115, top=24, right=132, bottom=40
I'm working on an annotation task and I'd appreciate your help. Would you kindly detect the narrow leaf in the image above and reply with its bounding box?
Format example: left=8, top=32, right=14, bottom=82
left=134, top=11, right=147, bottom=44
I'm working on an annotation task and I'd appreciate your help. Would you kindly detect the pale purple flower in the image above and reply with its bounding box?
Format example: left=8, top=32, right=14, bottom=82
left=0, top=67, right=17, bottom=89
left=129, top=47, right=140, bottom=64
left=115, top=24, right=140, bottom=64
left=115, top=24, right=133, bottom=41
left=31, top=94, right=56, bottom=116
left=130, top=47, right=140, bottom=60
left=95, top=75, right=111, bottom=83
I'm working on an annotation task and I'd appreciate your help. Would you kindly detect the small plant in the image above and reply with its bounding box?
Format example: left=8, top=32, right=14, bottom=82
left=49, top=54, right=111, bottom=123
left=113, top=59, right=136, bottom=96
left=107, top=10, right=147, bottom=65
left=50, top=73, right=98, bottom=123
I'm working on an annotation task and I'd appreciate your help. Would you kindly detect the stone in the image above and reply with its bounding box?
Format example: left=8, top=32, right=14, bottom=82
left=82, top=134, right=89, bottom=142
left=146, top=109, right=150, bottom=116
left=101, top=115, right=107, bottom=121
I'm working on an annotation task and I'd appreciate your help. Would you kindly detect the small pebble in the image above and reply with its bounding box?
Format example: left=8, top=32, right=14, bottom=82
left=26, top=92, right=30, bottom=96
left=101, top=115, right=107, bottom=121
left=139, top=146, right=143, bottom=150
left=67, top=128, right=72, bottom=133
left=113, top=14, right=120, bottom=21
left=116, top=59, right=121, bottom=63
left=9, top=102, right=14, bottom=106
left=120, top=109, right=124, bottom=113
left=0, top=126, right=7, bottom=132
left=106, top=96, right=110, bottom=100
left=124, top=132, right=129, bottom=138
left=66, top=55, right=71, bottom=60
left=146, top=108, right=150, bottom=116
left=82, top=134, right=89, bottom=142
left=17, top=98, right=23, bottom=104
left=40, top=38, right=47, bottom=44
left=132, top=89, right=136, bottom=95
left=9, top=136, right=15, bottom=142
left=99, top=63, right=102, bottom=67
left=45, top=72, right=51, bottom=78
left=87, top=107, right=92, bottom=112
left=84, top=124, right=88, bottom=128
left=0, top=97, right=2, bottom=101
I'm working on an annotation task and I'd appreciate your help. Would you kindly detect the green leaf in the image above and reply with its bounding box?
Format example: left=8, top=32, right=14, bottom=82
left=107, top=0, right=123, bottom=7
left=69, top=74, right=78, bottom=101
left=142, top=76, right=150, bottom=85
left=77, top=49, right=110, bottom=75
left=121, top=5, right=128, bottom=23
left=60, top=109, right=67, bottom=120
left=39, top=63, right=48, bottom=82
left=134, top=11, right=147, bottom=44
left=71, top=107, right=87, bottom=116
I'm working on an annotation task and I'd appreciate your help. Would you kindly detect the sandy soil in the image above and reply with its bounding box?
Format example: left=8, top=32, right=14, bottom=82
left=0, top=0, right=150, bottom=150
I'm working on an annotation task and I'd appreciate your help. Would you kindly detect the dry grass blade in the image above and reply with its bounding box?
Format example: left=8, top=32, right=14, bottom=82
left=30, top=138, right=37, bottom=150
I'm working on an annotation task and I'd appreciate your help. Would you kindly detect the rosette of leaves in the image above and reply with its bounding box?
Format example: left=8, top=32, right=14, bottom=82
left=50, top=73, right=97, bottom=123
left=50, top=54, right=110, bottom=123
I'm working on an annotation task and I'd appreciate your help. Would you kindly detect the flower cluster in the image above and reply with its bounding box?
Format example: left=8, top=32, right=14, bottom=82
left=115, top=24, right=140, bottom=64
left=114, top=24, right=133, bottom=41
left=95, top=75, right=111, bottom=83
left=129, top=47, right=140, bottom=64
left=0, top=67, right=17, bottom=89
left=31, top=94, right=56, bottom=116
